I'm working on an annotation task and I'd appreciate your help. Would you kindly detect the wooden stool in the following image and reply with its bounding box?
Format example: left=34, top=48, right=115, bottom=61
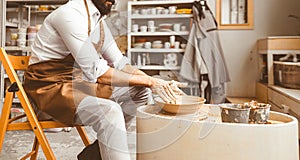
left=0, top=48, right=90, bottom=160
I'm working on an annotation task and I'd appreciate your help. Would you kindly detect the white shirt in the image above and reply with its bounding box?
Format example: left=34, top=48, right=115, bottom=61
left=30, top=0, right=126, bottom=83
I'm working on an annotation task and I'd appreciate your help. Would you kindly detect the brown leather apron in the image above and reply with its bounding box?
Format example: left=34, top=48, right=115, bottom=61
left=24, top=0, right=111, bottom=126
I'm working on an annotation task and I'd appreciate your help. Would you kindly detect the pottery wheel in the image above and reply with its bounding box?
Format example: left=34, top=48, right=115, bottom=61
left=158, top=109, right=208, bottom=121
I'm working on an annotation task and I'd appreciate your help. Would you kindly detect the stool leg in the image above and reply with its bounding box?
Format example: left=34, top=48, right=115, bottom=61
left=30, top=136, right=39, bottom=160
left=0, top=92, right=14, bottom=153
left=76, top=126, right=90, bottom=146
left=17, top=93, right=56, bottom=159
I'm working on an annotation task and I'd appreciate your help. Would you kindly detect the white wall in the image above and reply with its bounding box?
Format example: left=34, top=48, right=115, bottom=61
left=113, top=0, right=300, bottom=97
left=220, top=0, right=300, bottom=97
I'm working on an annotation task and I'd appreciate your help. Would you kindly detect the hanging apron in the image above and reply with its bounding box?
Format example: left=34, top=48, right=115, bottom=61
left=24, top=0, right=111, bottom=126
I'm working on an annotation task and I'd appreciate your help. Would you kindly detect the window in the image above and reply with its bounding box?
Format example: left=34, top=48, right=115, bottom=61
left=216, top=0, right=254, bottom=29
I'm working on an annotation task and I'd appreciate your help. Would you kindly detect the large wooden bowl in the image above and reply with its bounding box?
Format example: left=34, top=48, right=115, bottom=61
left=154, top=95, right=206, bottom=114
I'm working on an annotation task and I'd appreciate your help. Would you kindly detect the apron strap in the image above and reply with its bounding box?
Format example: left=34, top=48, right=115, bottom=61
left=93, top=22, right=105, bottom=53
left=83, top=0, right=91, bottom=36
left=84, top=0, right=105, bottom=55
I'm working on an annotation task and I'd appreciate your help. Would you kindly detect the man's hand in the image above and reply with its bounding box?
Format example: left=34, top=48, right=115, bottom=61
left=168, top=80, right=187, bottom=96
left=150, top=78, right=178, bottom=104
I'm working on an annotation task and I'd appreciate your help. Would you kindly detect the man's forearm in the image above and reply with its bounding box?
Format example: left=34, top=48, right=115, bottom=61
left=121, top=64, right=147, bottom=76
left=97, top=67, right=153, bottom=87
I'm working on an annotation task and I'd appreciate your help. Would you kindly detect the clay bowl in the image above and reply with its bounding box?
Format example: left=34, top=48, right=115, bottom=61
left=154, top=95, right=206, bottom=114
left=220, top=104, right=250, bottom=123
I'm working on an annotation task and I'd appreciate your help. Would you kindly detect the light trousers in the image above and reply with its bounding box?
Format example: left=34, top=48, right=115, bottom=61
left=74, top=86, right=152, bottom=160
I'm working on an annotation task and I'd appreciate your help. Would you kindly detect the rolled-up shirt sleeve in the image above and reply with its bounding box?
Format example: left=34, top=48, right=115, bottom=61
left=51, top=8, right=109, bottom=83
left=101, top=21, right=129, bottom=70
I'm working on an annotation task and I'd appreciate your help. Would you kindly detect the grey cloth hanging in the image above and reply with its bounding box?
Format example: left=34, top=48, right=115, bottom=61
left=180, top=2, right=230, bottom=103
left=180, top=23, right=208, bottom=83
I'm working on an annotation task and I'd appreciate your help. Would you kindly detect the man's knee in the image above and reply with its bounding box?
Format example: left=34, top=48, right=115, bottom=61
left=75, top=96, right=124, bottom=125
left=105, top=101, right=123, bottom=119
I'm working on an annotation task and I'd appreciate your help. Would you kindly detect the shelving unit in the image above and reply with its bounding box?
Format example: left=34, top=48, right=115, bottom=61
left=256, top=36, right=300, bottom=137
left=257, top=36, right=300, bottom=85
left=0, top=0, right=68, bottom=114
left=127, top=0, right=199, bottom=95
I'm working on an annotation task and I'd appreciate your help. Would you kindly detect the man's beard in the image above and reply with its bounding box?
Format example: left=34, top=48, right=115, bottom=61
left=91, top=0, right=115, bottom=16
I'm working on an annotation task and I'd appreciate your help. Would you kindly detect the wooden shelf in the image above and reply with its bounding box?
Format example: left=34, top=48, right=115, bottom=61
left=5, top=21, right=18, bottom=28
left=129, top=0, right=194, bottom=5
left=6, top=8, right=18, bottom=12
left=130, top=48, right=185, bottom=53
left=131, top=14, right=192, bottom=19
left=5, top=46, right=31, bottom=52
left=130, top=31, right=189, bottom=36
left=1, top=98, right=20, bottom=103
left=258, top=50, right=300, bottom=55
left=30, top=10, right=53, bottom=14
left=133, top=65, right=180, bottom=70
left=13, top=98, right=20, bottom=103
left=257, top=36, right=300, bottom=54
left=269, top=85, right=300, bottom=104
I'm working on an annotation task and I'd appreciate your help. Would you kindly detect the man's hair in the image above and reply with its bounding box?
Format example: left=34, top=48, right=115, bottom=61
left=91, top=0, right=115, bottom=16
